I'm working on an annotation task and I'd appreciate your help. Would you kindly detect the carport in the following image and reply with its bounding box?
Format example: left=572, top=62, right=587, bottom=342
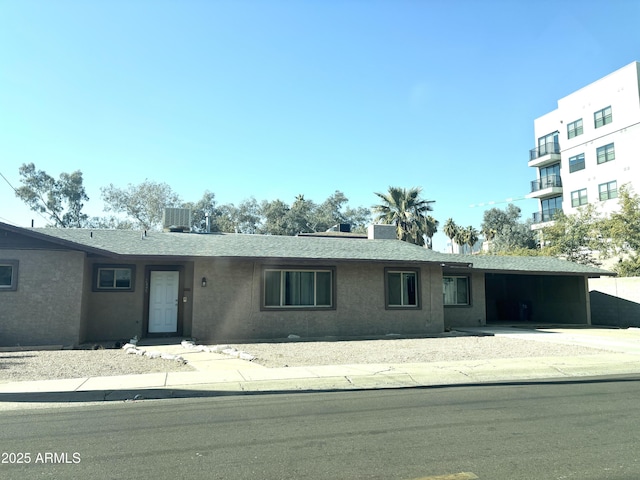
left=484, top=272, right=589, bottom=324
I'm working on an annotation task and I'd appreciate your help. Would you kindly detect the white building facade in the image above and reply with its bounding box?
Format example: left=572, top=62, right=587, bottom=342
left=527, top=61, right=640, bottom=228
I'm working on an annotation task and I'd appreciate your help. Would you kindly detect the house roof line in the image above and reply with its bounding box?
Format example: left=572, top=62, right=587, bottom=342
left=0, top=222, right=616, bottom=277
left=0, top=221, right=122, bottom=259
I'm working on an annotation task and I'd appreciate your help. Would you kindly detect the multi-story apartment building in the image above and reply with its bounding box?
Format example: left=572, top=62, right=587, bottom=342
left=527, top=61, right=640, bottom=228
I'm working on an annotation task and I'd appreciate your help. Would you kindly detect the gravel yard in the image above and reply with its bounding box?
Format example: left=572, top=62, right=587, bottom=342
left=231, top=335, right=606, bottom=368
left=0, top=349, right=194, bottom=383
left=0, top=335, right=607, bottom=383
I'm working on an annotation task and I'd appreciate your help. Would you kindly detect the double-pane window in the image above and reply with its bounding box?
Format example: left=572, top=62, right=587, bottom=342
left=98, top=268, right=133, bottom=289
left=596, top=143, right=615, bottom=164
left=94, top=265, right=135, bottom=291
left=264, top=269, right=333, bottom=308
left=599, top=181, right=618, bottom=201
left=594, top=106, right=612, bottom=128
left=571, top=189, right=588, bottom=207
left=569, top=153, right=585, bottom=173
left=443, top=276, right=469, bottom=306
left=567, top=119, right=583, bottom=138
left=386, top=270, right=418, bottom=307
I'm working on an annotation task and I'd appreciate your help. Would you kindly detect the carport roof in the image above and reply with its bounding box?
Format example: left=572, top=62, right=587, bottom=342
left=2, top=223, right=615, bottom=276
left=440, top=252, right=616, bottom=276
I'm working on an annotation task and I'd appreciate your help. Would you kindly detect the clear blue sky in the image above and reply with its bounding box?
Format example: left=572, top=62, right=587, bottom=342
left=1, top=0, right=639, bottom=251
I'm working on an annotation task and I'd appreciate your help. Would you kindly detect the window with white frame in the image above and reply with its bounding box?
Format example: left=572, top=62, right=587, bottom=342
left=567, top=119, right=583, bottom=139
left=443, top=276, right=469, bottom=306
left=568, top=153, right=585, bottom=173
left=596, top=143, right=615, bottom=164
left=594, top=106, right=612, bottom=128
left=599, top=181, right=618, bottom=201
left=0, top=260, right=18, bottom=291
left=571, top=188, right=588, bottom=207
left=386, top=269, right=419, bottom=308
left=94, top=265, right=135, bottom=291
left=264, top=268, right=333, bottom=308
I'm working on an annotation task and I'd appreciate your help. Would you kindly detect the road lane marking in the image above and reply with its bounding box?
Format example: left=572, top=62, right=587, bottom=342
left=410, top=473, right=479, bottom=480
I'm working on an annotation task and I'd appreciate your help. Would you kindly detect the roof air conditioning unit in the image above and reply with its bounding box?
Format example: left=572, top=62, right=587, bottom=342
left=163, top=208, right=192, bottom=232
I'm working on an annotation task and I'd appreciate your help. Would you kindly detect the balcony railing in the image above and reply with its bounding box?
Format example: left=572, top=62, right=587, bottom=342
left=530, top=174, right=562, bottom=193
left=533, top=208, right=561, bottom=223
left=529, top=142, right=560, bottom=161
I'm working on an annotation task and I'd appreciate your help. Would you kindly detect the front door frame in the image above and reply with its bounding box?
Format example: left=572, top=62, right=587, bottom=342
left=144, top=265, right=185, bottom=337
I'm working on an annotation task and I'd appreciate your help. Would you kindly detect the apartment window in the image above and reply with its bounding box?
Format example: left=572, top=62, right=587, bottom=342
left=443, top=276, right=469, bottom=306
left=571, top=188, right=588, bottom=207
left=567, top=119, right=583, bottom=139
left=599, top=181, right=618, bottom=201
left=0, top=260, right=18, bottom=291
left=594, top=106, right=612, bottom=128
left=568, top=153, right=585, bottom=173
left=596, top=143, right=615, bottom=164
left=94, top=265, right=135, bottom=291
left=386, top=269, right=419, bottom=308
left=264, top=268, right=333, bottom=308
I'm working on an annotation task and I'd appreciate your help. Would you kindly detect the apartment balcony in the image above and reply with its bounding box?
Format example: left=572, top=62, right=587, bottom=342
left=528, top=142, right=561, bottom=168
left=526, top=174, right=563, bottom=199
left=532, top=208, right=561, bottom=226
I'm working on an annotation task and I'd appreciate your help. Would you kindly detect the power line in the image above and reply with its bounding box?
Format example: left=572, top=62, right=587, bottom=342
left=468, top=195, right=528, bottom=208
left=0, top=170, right=50, bottom=226
left=0, top=170, right=19, bottom=195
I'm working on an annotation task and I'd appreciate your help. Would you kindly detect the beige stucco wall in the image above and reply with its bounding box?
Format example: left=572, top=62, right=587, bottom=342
left=82, top=259, right=195, bottom=343
left=191, top=259, right=444, bottom=341
left=0, top=249, right=85, bottom=346
left=82, top=258, right=145, bottom=342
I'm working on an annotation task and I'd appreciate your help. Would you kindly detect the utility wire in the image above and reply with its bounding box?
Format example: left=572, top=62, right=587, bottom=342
left=0, top=170, right=19, bottom=194
left=0, top=170, right=50, bottom=226
left=468, top=195, right=528, bottom=208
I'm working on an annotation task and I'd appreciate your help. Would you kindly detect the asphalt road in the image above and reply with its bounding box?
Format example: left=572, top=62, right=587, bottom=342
left=2, top=377, right=640, bottom=480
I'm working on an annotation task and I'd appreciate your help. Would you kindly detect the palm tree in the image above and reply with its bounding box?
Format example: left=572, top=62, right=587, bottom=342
left=424, top=215, right=439, bottom=249
left=465, top=226, right=480, bottom=254
left=443, top=218, right=458, bottom=253
left=453, top=228, right=467, bottom=254
left=372, top=186, right=435, bottom=246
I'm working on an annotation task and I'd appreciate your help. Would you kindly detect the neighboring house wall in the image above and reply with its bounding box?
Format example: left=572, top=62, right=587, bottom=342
left=0, top=249, right=85, bottom=346
left=191, top=259, right=444, bottom=341
left=443, top=271, right=486, bottom=328
left=589, top=277, right=640, bottom=327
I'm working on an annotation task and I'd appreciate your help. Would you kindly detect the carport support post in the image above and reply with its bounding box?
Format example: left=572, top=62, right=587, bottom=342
left=584, top=276, right=592, bottom=326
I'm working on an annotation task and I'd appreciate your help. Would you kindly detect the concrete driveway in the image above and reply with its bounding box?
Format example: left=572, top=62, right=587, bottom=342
left=459, top=326, right=640, bottom=355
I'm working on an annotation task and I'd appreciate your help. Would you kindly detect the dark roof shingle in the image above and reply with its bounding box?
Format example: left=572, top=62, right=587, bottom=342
left=1, top=223, right=615, bottom=277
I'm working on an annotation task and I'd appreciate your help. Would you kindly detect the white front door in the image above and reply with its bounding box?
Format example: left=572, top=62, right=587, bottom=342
left=148, top=271, right=179, bottom=333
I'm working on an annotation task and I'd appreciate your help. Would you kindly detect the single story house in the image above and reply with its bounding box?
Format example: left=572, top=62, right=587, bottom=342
left=0, top=221, right=613, bottom=347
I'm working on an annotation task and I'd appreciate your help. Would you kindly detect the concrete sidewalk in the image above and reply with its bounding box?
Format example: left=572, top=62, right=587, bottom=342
left=1, top=327, right=640, bottom=407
